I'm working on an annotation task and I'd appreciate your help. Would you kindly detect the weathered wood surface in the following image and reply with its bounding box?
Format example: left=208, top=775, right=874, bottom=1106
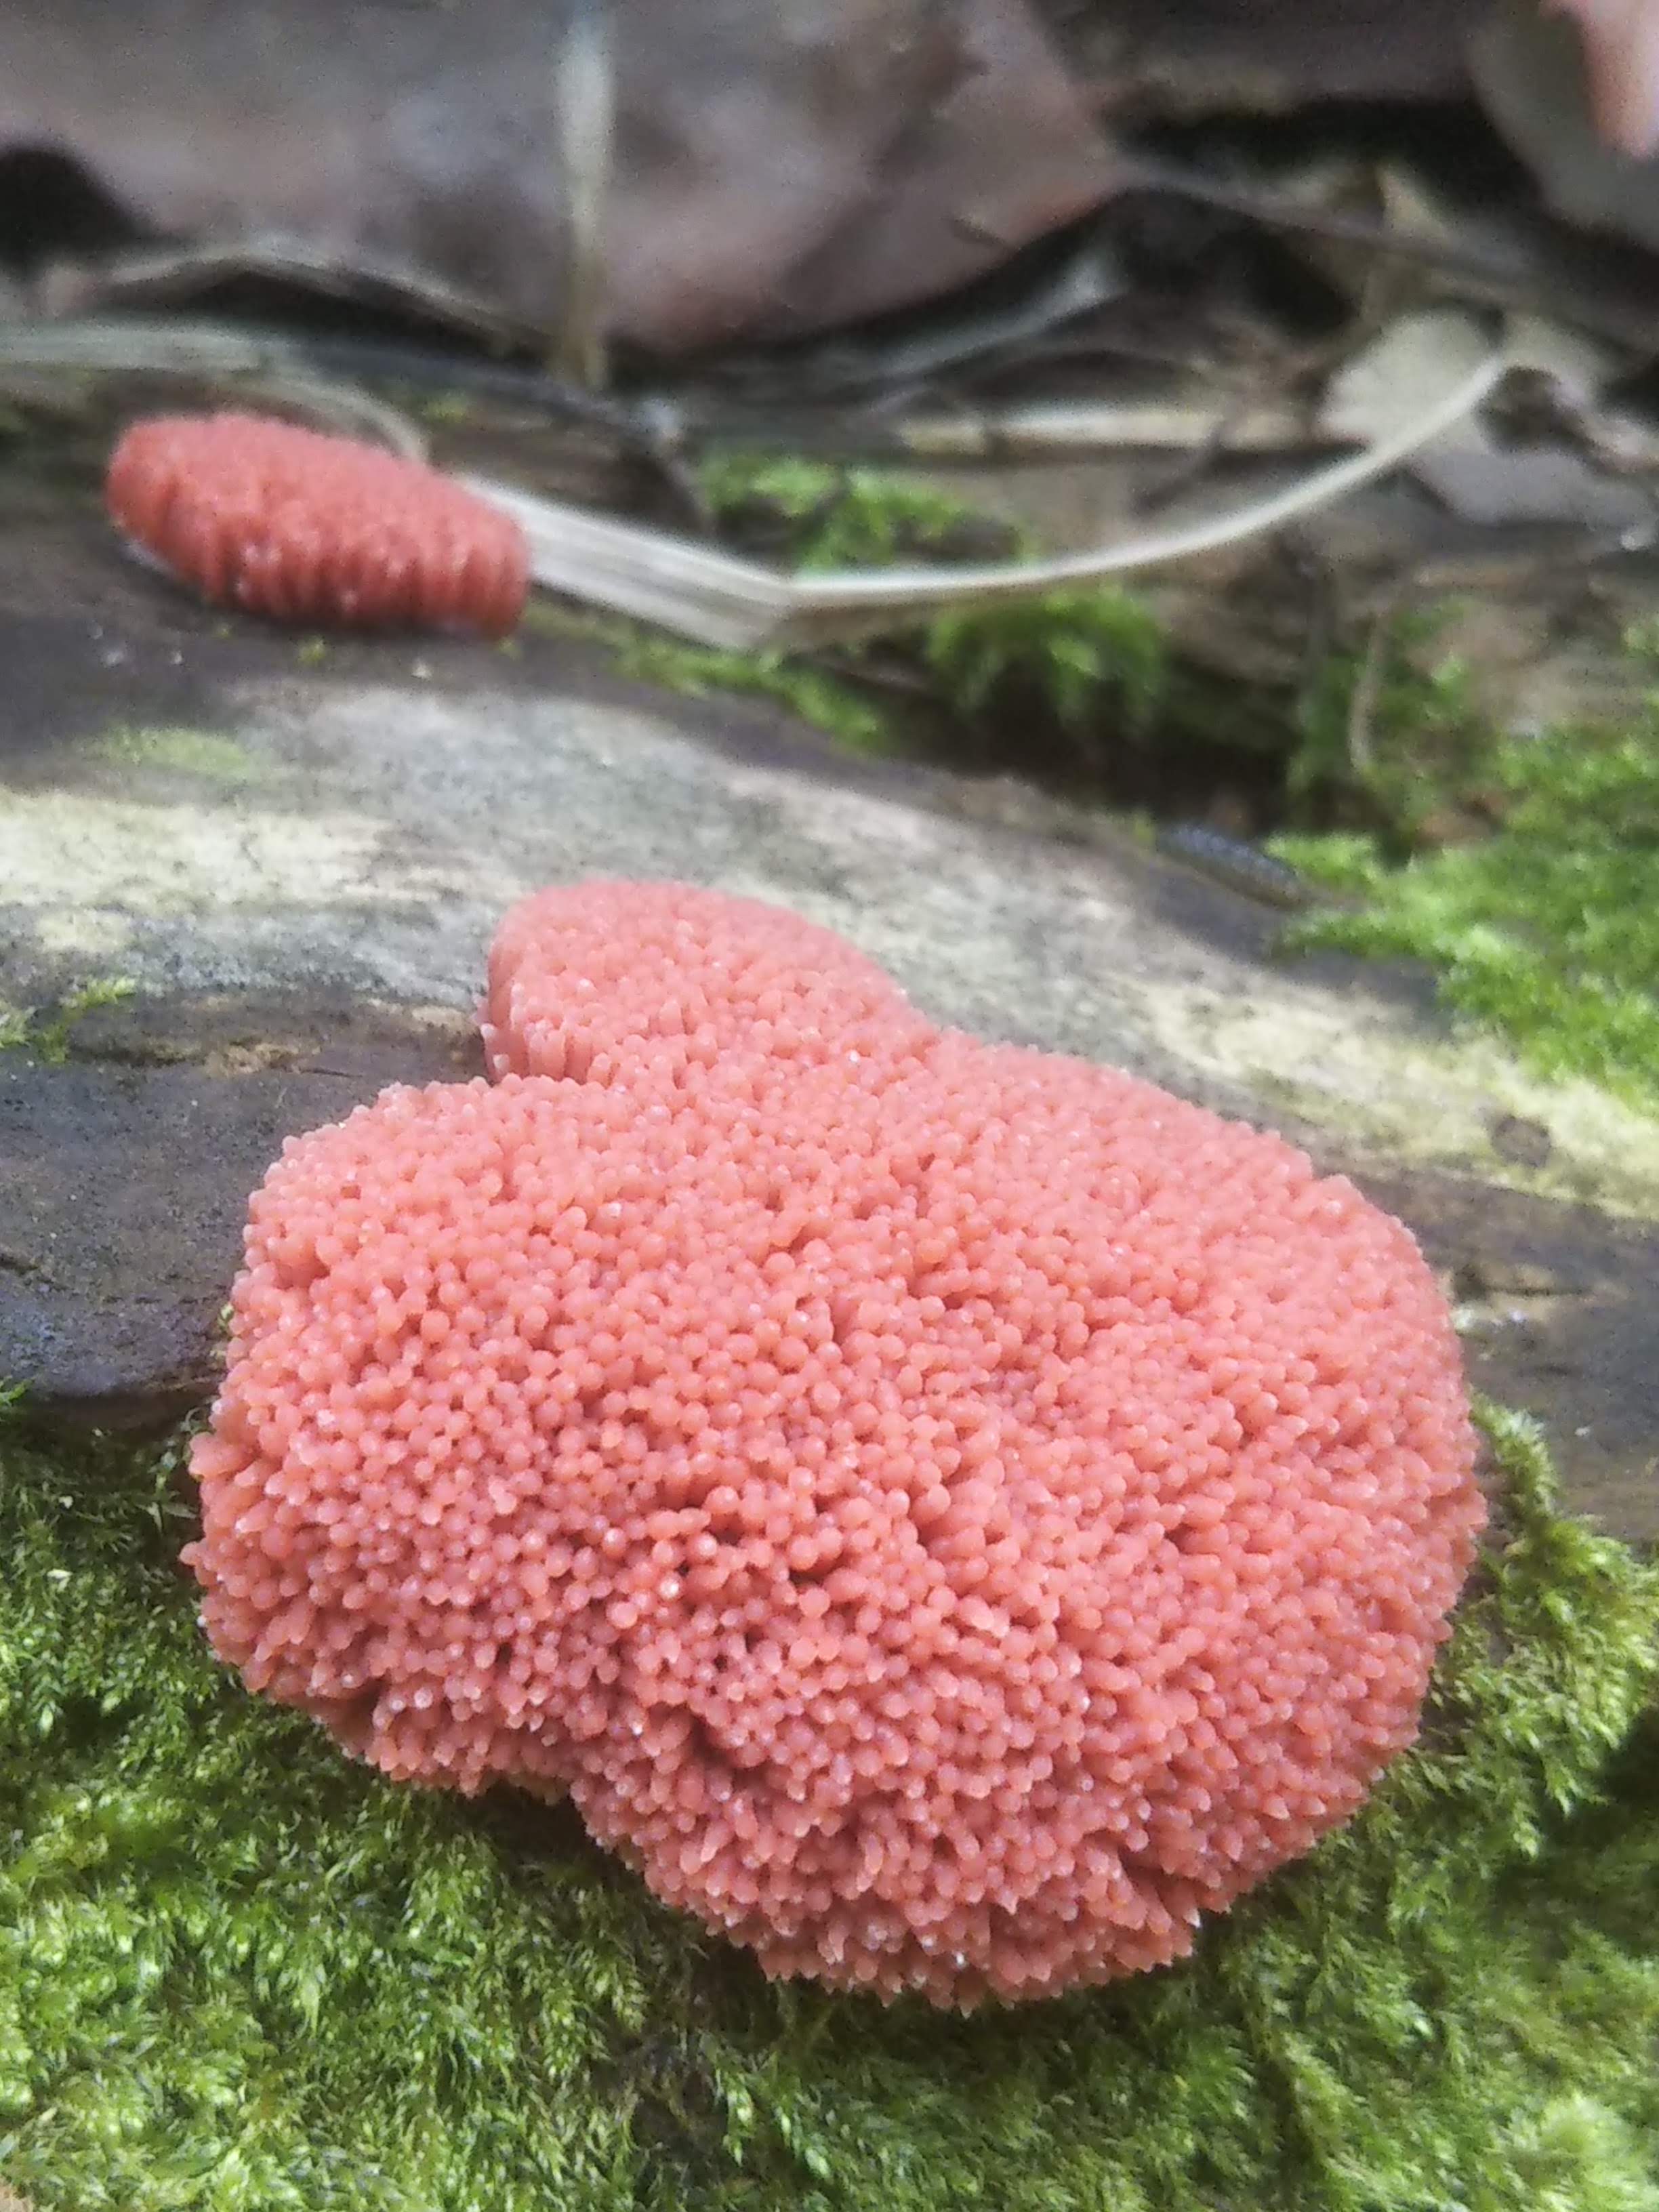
left=1, top=487, right=1654, bottom=1536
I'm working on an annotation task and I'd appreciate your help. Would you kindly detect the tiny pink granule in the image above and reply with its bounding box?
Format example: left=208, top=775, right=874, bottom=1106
left=106, top=412, right=529, bottom=638
left=186, top=881, right=1483, bottom=2007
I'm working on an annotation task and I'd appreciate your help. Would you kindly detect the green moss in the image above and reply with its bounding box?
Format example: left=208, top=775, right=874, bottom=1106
left=520, top=599, right=892, bottom=754
left=96, top=725, right=266, bottom=783
left=0, top=979, right=136, bottom=1064
left=613, top=633, right=894, bottom=756
left=710, top=455, right=1167, bottom=737
left=1287, top=608, right=1491, bottom=827
left=417, top=392, right=475, bottom=429
left=1271, top=714, right=1659, bottom=1117
left=535, top=455, right=1170, bottom=762
left=2, top=1404, right=1656, bottom=2211
left=697, top=456, right=997, bottom=576
left=924, top=589, right=1166, bottom=741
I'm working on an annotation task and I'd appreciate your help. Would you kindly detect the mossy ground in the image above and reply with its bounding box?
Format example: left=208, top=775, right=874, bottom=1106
left=2, top=1404, right=1656, bottom=2212
left=1272, top=707, right=1659, bottom=1121
left=0, top=981, right=136, bottom=1062
left=681, top=462, right=1659, bottom=1121
left=91, top=726, right=268, bottom=785
left=4, top=448, right=1658, bottom=2211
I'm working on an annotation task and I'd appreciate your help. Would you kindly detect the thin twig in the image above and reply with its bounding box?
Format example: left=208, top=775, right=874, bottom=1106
left=1347, top=573, right=1415, bottom=783
left=1345, top=519, right=1658, bottom=781
left=552, top=0, right=615, bottom=390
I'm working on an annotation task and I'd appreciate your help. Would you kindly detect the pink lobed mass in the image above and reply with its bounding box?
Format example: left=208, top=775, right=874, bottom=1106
left=106, top=412, right=529, bottom=638
left=481, top=878, right=935, bottom=1087
left=186, top=881, right=1483, bottom=2007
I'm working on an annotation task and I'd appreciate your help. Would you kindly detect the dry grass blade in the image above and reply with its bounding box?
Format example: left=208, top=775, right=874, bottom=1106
left=893, top=395, right=1314, bottom=461
left=0, top=314, right=430, bottom=455
left=466, top=344, right=1511, bottom=648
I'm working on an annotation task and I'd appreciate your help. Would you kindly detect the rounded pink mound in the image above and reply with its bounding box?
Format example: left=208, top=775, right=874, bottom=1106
left=186, top=881, right=1482, bottom=2007
left=106, top=412, right=529, bottom=638
left=482, top=880, right=930, bottom=1087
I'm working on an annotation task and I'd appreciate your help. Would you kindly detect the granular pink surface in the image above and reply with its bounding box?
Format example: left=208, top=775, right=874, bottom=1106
left=482, top=879, right=932, bottom=1088
left=106, top=413, right=529, bottom=638
left=186, top=881, right=1483, bottom=2007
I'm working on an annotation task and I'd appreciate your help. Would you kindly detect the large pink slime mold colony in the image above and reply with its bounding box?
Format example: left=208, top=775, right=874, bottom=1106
left=186, top=880, right=1482, bottom=2007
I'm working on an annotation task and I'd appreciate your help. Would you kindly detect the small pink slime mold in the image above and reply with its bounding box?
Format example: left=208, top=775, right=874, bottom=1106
left=186, top=881, right=1483, bottom=2007
left=106, top=412, right=529, bottom=637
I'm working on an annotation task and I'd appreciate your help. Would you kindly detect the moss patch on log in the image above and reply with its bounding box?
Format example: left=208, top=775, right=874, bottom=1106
left=0, top=979, right=137, bottom=1063
left=1, top=1404, right=1655, bottom=2211
left=1274, top=707, right=1659, bottom=1120
left=525, top=456, right=1176, bottom=771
